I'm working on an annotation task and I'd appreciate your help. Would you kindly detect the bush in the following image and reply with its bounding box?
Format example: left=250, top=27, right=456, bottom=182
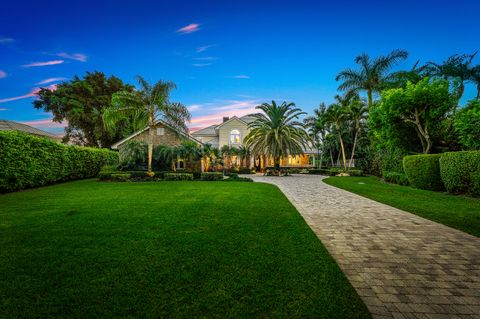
left=0, top=131, right=118, bottom=192
left=403, top=154, right=444, bottom=191
left=224, top=175, right=253, bottom=182
left=237, top=167, right=255, bottom=174
left=201, top=172, right=224, bottom=181
left=164, top=173, right=194, bottom=181
left=440, top=151, right=480, bottom=195
left=110, top=173, right=131, bottom=182
left=347, top=169, right=364, bottom=176
left=383, top=171, right=409, bottom=186
left=308, top=168, right=329, bottom=175
left=327, top=168, right=343, bottom=176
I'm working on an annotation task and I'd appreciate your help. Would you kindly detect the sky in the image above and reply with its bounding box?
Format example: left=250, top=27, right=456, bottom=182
left=1, top=0, right=479, bottom=134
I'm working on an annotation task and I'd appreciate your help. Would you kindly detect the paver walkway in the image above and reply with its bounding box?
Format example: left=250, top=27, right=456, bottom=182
left=250, top=174, right=480, bottom=319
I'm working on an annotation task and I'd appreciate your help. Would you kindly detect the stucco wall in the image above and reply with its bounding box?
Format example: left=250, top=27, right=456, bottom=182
left=217, top=118, right=250, bottom=148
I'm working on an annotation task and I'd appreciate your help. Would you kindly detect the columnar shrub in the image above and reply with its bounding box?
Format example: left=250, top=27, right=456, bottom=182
left=163, top=173, right=194, bottom=181
left=440, top=151, right=480, bottom=195
left=403, top=154, right=443, bottom=191
left=0, top=131, right=118, bottom=192
left=200, top=172, right=224, bottom=181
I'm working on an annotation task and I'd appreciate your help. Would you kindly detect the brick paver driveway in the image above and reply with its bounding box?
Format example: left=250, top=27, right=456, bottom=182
left=250, top=174, right=480, bottom=319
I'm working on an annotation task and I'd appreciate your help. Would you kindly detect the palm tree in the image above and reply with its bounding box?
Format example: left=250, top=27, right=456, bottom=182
left=347, top=97, right=368, bottom=168
left=201, top=143, right=215, bottom=171
left=103, top=76, right=191, bottom=172
left=237, top=145, right=251, bottom=168
left=157, top=145, right=177, bottom=171
left=391, top=60, right=428, bottom=87
left=425, top=52, right=477, bottom=102
left=304, top=103, right=328, bottom=168
left=469, top=64, right=480, bottom=100
left=336, top=49, right=408, bottom=109
left=178, top=140, right=201, bottom=170
left=220, top=145, right=233, bottom=169
left=244, top=101, right=311, bottom=171
left=325, top=103, right=348, bottom=171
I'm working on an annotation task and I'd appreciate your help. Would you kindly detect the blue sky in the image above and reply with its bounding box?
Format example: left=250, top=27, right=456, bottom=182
left=1, top=0, right=479, bottom=133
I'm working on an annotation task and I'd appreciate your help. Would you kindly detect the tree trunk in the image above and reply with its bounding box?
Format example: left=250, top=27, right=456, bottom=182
left=339, top=136, right=347, bottom=171
left=147, top=126, right=154, bottom=172
left=367, top=90, right=373, bottom=109
left=319, top=151, right=324, bottom=169
left=349, top=131, right=358, bottom=168
left=330, top=149, right=334, bottom=167
left=274, top=156, right=280, bottom=171
left=477, top=83, right=480, bottom=100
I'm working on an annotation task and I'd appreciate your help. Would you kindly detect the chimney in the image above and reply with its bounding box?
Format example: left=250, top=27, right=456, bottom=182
left=223, top=116, right=230, bottom=123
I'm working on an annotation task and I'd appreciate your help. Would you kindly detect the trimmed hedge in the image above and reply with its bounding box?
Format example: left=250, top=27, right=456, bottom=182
left=164, top=173, right=194, bottom=181
left=403, top=154, right=444, bottom=191
left=440, top=151, right=480, bottom=195
left=0, top=131, right=118, bottom=192
left=383, top=171, right=409, bottom=186
left=201, top=172, right=224, bottom=181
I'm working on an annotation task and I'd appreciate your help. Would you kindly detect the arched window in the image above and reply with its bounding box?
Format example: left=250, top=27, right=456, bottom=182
left=230, top=129, right=241, bottom=144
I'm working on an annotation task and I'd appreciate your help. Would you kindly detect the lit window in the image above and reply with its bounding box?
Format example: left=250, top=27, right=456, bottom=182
left=230, top=129, right=240, bottom=144
left=157, top=128, right=165, bottom=136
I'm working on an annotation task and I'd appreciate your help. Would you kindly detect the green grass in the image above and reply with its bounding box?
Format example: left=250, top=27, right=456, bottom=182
left=0, top=180, right=369, bottom=318
left=324, top=176, right=480, bottom=237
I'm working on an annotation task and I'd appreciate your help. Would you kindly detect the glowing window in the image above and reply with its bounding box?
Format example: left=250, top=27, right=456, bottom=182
left=230, top=129, right=241, bottom=144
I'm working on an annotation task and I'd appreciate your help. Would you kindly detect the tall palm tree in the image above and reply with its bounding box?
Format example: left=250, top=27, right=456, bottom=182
left=336, top=49, right=408, bottom=109
left=325, top=103, right=348, bottom=171
left=347, top=97, right=368, bottom=168
left=425, top=52, right=477, bottom=102
left=103, top=76, right=191, bottom=172
left=303, top=103, right=328, bottom=168
left=391, top=60, right=428, bottom=87
left=244, top=101, right=311, bottom=171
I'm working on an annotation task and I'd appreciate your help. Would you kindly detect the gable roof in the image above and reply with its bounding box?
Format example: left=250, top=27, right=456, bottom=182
left=191, top=124, right=217, bottom=136
left=239, top=114, right=260, bottom=124
left=214, top=116, right=248, bottom=129
left=0, top=120, right=60, bottom=140
left=111, top=119, right=203, bottom=149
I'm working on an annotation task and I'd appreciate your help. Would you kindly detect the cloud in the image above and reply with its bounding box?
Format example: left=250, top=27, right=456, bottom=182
left=0, top=108, right=7, bottom=111
left=188, top=104, right=202, bottom=112
left=193, top=56, right=217, bottom=61
left=0, top=37, right=14, bottom=44
left=193, top=63, right=212, bottom=67
left=22, top=60, right=64, bottom=68
left=196, top=45, right=215, bottom=53
left=36, top=77, right=67, bottom=85
left=0, top=85, right=57, bottom=104
left=177, top=23, right=200, bottom=34
left=0, top=70, right=7, bottom=78
left=57, top=52, right=87, bottom=62
left=20, top=118, right=67, bottom=129
left=227, top=75, right=250, bottom=79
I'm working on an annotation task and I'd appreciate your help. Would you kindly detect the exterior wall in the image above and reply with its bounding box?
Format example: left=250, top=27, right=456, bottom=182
left=120, top=123, right=188, bottom=149
left=217, top=118, right=250, bottom=148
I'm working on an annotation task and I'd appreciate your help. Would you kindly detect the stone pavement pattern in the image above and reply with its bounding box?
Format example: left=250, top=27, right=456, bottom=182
left=250, top=174, right=480, bottom=319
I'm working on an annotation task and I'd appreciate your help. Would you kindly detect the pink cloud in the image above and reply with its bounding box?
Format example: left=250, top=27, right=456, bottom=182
left=0, top=70, right=6, bottom=78
left=36, top=77, right=67, bottom=85
left=20, top=118, right=67, bottom=129
left=57, top=52, right=87, bottom=62
left=22, top=60, right=64, bottom=68
left=177, top=23, right=200, bottom=34
left=189, top=100, right=261, bottom=129
left=0, top=85, right=57, bottom=104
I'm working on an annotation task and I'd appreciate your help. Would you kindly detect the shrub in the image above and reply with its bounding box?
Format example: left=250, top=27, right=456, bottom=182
left=164, top=173, right=194, bottom=181
left=308, top=168, right=329, bottom=175
left=238, top=167, right=255, bottom=174
left=0, top=131, right=118, bottom=192
left=224, top=175, right=253, bottom=182
left=201, top=172, right=224, bottom=181
left=327, top=168, right=343, bottom=176
left=403, top=154, right=444, bottom=191
left=440, top=151, right=480, bottom=195
left=110, top=173, right=131, bottom=182
left=383, top=171, right=409, bottom=186
left=183, top=170, right=201, bottom=180
left=347, top=169, right=364, bottom=176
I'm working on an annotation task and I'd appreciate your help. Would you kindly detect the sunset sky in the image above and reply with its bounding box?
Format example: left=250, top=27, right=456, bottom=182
left=1, top=0, right=479, bottom=134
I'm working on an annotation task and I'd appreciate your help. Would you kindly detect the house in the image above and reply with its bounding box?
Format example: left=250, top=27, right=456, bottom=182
left=191, top=114, right=319, bottom=168
left=0, top=120, right=61, bottom=141
left=110, top=119, right=203, bottom=170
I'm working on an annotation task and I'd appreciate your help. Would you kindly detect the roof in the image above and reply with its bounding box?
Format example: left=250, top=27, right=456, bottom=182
left=214, top=115, right=248, bottom=129
left=111, top=119, right=203, bottom=149
left=0, top=120, right=60, bottom=140
left=239, top=114, right=260, bottom=124
left=191, top=124, right=217, bottom=136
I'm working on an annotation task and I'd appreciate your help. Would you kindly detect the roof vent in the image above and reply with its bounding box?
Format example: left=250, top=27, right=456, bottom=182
left=223, top=116, right=230, bottom=123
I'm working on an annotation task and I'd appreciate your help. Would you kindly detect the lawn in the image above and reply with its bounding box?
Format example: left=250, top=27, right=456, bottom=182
left=0, top=180, right=369, bottom=318
left=324, top=176, right=480, bottom=237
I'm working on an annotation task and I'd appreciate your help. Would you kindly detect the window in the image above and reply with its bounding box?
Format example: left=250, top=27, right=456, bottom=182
left=156, top=127, right=165, bottom=136
left=230, top=129, right=241, bottom=144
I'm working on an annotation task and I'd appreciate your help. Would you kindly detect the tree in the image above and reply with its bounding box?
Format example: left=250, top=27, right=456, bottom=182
left=325, top=104, right=349, bottom=170
left=220, top=145, right=233, bottom=169
left=425, top=52, right=477, bottom=102
left=237, top=145, right=251, bottom=168
left=34, top=71, right=134, bottom=147
left=454, top=100, right=480, bottom=150
left=118, top=140, right=147, bottom=170
left=470, top=65, right=480, bottom=100
left=336, top=49, right=408, bottom=108
left=379, top=78, right=456, bottom=154
left=391, top=60, right=428, bottom=87
left=102, top=76, right=191, bottom=172
left=347, top=97, right=368, bottom=167
left=244, top=101, right=311, bottom=171
left=304, top=103, right=328, bottom=168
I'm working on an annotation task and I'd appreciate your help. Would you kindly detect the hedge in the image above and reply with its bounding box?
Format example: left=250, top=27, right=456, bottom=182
left=440, top=151, right=480, bottom=195
left=383, top=171, right=409, bottom=186
left=0, top=131, right=118, bottom=192
left=200, top=172, right=224, bottom=181
left=403, top=154, right=443, bottom=191
left=163, top=173, right=194, bottom=181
